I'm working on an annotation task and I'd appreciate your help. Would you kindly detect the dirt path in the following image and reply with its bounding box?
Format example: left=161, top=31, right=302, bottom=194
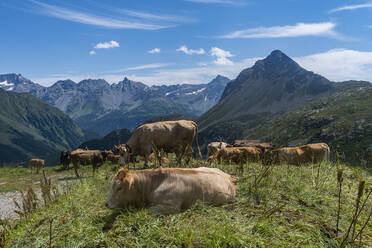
left=0, top=191, right=22, bottom=219
left=0, top=175, right=77, bottom=219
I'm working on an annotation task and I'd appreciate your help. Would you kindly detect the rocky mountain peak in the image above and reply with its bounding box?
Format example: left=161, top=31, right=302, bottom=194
left=77, top=79, right=109, bottom=93
left=251, top=50, right=302, bottom=75
left=116, top=77, right=148, bottom=90
left=52, top=79, right=76, bottom=90
left=200, top=50, right=334, bottom=128
left=208, top=75, right=230, bottom=86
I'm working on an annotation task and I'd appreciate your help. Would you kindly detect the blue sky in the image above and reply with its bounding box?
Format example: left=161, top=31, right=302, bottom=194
left=2, top=0, right=372, bottom=86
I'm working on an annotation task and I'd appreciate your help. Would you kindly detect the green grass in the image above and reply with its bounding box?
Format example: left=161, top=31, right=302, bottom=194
left=2, top=159, right=372, bottom=247
left=0, top=165, right=95, bottom=193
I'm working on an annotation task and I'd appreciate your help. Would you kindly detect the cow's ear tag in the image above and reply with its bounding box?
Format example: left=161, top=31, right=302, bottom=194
left=117, top=168, right=129, bottom=181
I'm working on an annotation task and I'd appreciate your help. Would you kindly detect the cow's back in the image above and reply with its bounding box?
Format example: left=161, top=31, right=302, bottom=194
left=149, top=168, right=236, bottom=209
left=300, top=143, right=330, bottom=162
left=129, top=120, right=196, bottom=154
left=275, top=147, right=304, bottom=165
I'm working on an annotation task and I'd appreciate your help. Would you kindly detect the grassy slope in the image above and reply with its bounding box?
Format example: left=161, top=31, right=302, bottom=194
left=0, top=90, right=85, bottom=166
left=3, top=159, right=372, bottom=247
left=247, top=87, right=372, bottom=164
left=0, top=165, right=94, bottom=193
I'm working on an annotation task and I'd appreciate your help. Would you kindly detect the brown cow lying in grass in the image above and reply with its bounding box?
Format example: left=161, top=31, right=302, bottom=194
left=105, top=167, right=237, bottom=214
left=208, top=147, right=262, bottom=164
left=29, top=158, right=45, bottom=174
left=271, top=143, right=330, bottom=165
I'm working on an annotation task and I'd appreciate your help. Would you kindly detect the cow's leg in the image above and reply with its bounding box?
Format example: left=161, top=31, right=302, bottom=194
left=144, top=154, right=149, bottom=169
left=175, top=150, right=182, bottom=165
left=158, top=151, right=163, bottom=168
left=73, top=162, right=80, bottom=178
left=185, top=155, right=191, bottom=165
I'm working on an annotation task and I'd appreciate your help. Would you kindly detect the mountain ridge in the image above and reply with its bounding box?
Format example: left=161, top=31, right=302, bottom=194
left=0, top=74, right=230, bottom=135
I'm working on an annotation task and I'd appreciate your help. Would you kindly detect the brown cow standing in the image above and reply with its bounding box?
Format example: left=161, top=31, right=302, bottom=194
left=29, top=159, right=45, bottom=174
left=117, top=120, right=201, bottom=168
left=70, top=150, right=104, bottom=178
left=210, top=147, right=262, bottom=164
left=271, top=143, right=330, bottom=165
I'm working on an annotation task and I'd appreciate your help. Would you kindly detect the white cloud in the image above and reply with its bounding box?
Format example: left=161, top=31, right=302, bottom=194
left=184, top=0, right=246, bottom=5
left=221, top=22, right=339, bottom=39
left=197, top=62, right=208, bottom=66
left=210, top=47, right=234, bottom=65
left=29, top=0, right=170, bottom=30
left=89, top=50, right=96, bottom=55
left=294, top=49, right=372, bottom=82
left=148, top=48, right=161, bottom=54
left=177, top=45, right=205, bottom=55
left=94, top=40, right=119, bottom=49
left=330, top=2, right=372, bottom=13
left=107, top=63, right=171, bottom=73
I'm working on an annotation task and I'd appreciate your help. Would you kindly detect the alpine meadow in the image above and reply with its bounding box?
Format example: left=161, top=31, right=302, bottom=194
left=0, top=0, right=371, bottom=247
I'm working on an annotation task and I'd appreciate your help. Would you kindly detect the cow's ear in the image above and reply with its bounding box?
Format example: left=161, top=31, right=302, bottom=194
left=116, top=168, right=129, bottom=181
left=124, top=175, right=134, bottom=190
left=124, top=144, right=132, bottom=154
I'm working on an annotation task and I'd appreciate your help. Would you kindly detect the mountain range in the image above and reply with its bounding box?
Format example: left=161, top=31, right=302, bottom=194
left=0, top=74, right=229, bottom=136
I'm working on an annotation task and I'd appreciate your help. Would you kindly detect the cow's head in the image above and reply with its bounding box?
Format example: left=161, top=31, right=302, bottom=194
left=105, top=168, right=136, bottom=209
left=100, top=150, right=112, bottom=161
left=114, top=144, right=132, bottom=166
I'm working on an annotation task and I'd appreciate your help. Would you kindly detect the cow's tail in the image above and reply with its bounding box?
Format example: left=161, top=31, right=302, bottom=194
left=193, top=122, right=202, bottom=158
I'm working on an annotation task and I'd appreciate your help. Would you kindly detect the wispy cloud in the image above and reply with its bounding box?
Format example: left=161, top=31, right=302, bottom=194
left=94, top=40, right=119, bottom=49
left=184, top=0, right=247, bottom=5
left=29, top=0, right=171, bottom=30
left=89, top=50, right=96, bottom=55
left=329, top=2, right=372, bottom=13
left=221, top=22, right=339, bottom=39
left=107, top=63, right=171, bottom=73
left=118, top=9, right=196, bottom=23
left=177, top=45, right=205, bottom=55
left=210, top=47, right=234, bottom=65
left=148, top=48, right=161, bottom=54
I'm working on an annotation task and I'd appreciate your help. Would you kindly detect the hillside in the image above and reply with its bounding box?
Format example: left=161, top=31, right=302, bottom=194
left=247, top=86, right=372, bottom=164
left=3, top=160, right=371, bottom=247
left=0, top=74, right=229, bottom=135
left=199, top=50, right=333, bottom=129
left=197, top=50, right=372, bottom=161
left=0, top=89, right=86, bottom=166
left=79, top=129, right=132, bottom=150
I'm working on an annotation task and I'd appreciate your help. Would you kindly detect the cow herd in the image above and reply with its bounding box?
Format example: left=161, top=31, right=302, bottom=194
left=27, top=120, right=331, bottom=213
left=207, top=141, right=330, bottom=166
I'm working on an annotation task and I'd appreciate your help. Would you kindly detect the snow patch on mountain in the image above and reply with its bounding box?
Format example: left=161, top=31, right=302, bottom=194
left=185, top=87, right=206, bottom=95
left=0, top=81, right=14, bottom=87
